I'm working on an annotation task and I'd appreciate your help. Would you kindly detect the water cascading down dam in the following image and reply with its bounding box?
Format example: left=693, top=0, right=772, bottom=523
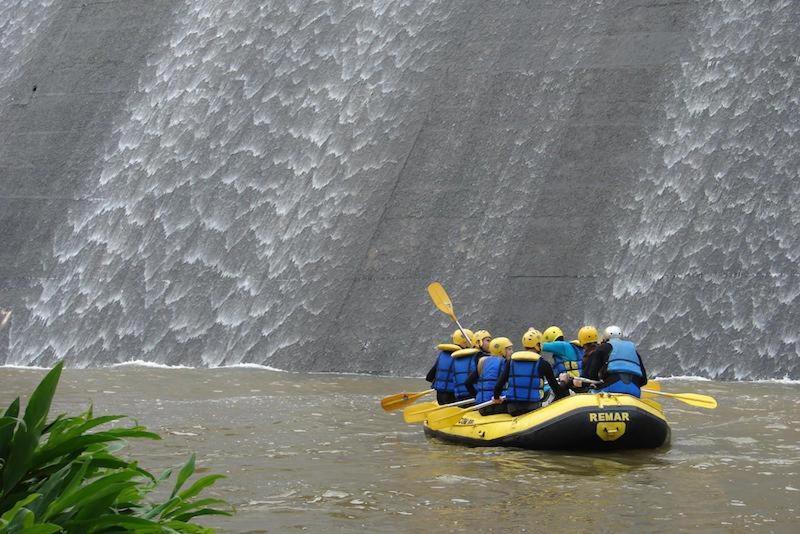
left=1, top=0, right=798, bottom=379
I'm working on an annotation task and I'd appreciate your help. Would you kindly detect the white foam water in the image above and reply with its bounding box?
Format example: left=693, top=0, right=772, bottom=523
left=591, top=0, right=800, bottom=380
left=8, top=0, right=455, bottom=368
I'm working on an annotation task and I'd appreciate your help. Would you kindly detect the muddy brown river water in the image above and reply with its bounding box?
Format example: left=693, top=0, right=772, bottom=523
left=1, top=367, right=798, bottom=533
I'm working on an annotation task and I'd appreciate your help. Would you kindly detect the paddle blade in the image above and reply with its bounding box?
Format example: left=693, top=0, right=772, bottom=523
left=404, top=399, right=475, bottom=423
left=641, top=389, right=717, bottom=410
left=380, top=390, right=434, bottom=412
left=427, top=282, right=456, bottom=320
left=642, top=380, right=660, bottom=399
left=426, top=407, right=470, bottom=431
left=402, top=401, right=439, bottom=423
left=671, top=392, right=717, bottom=409
left=641, top=380, right=660, bottom=398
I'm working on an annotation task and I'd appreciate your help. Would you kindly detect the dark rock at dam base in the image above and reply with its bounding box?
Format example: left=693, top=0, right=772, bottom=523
left=1, top=1, right=798, bottom=379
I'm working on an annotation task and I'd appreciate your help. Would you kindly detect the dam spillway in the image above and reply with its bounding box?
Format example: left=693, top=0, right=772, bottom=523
left=0, top=0, right=798, bottom=379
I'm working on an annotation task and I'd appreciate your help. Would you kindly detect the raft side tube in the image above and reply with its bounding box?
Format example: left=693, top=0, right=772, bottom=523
left=423, top=393, right=670, bottom=451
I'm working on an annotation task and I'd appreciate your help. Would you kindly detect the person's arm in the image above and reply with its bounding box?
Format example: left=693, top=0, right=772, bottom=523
left=465, top=369, right=479, bottom=397
left=541, top=341, right=565, bottom=356
left=493, top=361, right=510, bottom=399
left=541, top=360, right=569, bottom=399
left=425, top=360, right=437, bottom=383
left=587, top=343, right=611, bottom=380
left=636, top=351, right=648, bottom=385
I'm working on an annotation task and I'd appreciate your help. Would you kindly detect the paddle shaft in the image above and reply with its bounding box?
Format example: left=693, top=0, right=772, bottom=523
left=424, top=397, right=475, bottom=412
left=454, top=319, right=471, bottom=348
left=428, top=397, right=504, bottom=430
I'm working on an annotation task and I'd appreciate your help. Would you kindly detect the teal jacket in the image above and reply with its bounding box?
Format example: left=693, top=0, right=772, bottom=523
left=541, top=340, right=584, bottom=376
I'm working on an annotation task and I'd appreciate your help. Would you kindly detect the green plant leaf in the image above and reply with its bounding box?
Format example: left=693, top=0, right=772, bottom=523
left=178, top=474, right=226, bottom=501
left=172, top=507, right=233, bottom=522
left=0, top=418, right=23, bottom=432
left=32, top=428, right=159, bottom=468
left=0, top=398, right=20, bottom=465
left=143, top=496, right=181, bottom=520
left=41, top=413, right=67, bottom=435
left=162, top=519, right=215, bottom=534
left=2, top=362, right=63, bottom=494
left=44, top=470, right=139, bottom=519
left=170, top=454, right=195, bottom=499
left=25, top=461, right=82, bottom=518
left=17, top=524, right=62, bottom=534
left=63, top=514, right=163, bottom=532
left=59, top=415, right=126, bottom=442
left=1, top=493, right=41, bottom=522
left=163, top=498, right=231, bottom=520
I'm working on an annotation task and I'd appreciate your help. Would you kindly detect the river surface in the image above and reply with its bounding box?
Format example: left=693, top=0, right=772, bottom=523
left=0, top=367, right=798, bottom=533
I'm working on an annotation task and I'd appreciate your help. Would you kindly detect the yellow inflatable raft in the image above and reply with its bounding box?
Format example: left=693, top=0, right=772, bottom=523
left=423, top=393, right=670, bottom=450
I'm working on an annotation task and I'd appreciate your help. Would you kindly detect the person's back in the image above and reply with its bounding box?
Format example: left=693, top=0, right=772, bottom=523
left=451, top=347, right=480, bottom=401
left=426, top=328, right=474, bottom=405
left=475, top=355, right=505, bottom=404
left=505, top=351, right=545, bottom=416
left=581, top=326, right=647, bottom=397
left=426, top=344, right=457, bottom=404
left=603, top=338, right=645, bottom=396
left=465, top=336, right=513, bottom=416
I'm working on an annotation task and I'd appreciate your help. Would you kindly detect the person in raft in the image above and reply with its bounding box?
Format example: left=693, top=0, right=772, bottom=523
left=541, top=326, right=585, bottom=379
left=473, top=329, right=493, bottom=356
left=564, top=325, right=601, bottom=393
left=578, top=325, right=648, bottom=397
left=492, top=329, right=571, bottom=416
left=426, top=328, right=474, bottom=405
left=451, top=329, right=490, bottom=402
left=522, top=328, right=553, bottom=400
left=465, top=336, right=512, bottom=416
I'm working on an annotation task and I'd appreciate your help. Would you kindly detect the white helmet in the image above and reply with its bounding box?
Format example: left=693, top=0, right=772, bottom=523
left=603, top=325, right=623, bottom=341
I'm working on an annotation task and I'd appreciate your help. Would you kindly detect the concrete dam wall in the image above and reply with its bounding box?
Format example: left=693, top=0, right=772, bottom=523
left=1, top=0, right=798, bottom=379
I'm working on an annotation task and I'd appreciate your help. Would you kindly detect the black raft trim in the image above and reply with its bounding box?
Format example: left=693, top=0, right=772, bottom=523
left=424, top=404, right=670, bottom=451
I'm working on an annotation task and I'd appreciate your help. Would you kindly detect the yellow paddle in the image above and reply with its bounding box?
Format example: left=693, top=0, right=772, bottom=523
left=403, top=398, right=475, bottom=423
left=403, top=400, right=438, bottom=416
left=380, top=389, right=434, bottom=412
left=575, top=378, right=714, bottom=409
left=427, top=399, right=499, bottom=431
left=427, top=282, right=472, bottom=344
left=641, top=379, right=660, bottom=401
left=640, top=389, right=717, bottom=409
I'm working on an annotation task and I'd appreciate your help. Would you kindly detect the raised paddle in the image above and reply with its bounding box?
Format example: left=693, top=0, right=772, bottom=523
left=427, top=282, right=471, bottom=345
left=427, top=398, right=501, bottom=431
left=640, top=389, right=717, bottom=409
left=403, top=398, right=475, bottom=423
left=380, top=389, right=434, bottom=412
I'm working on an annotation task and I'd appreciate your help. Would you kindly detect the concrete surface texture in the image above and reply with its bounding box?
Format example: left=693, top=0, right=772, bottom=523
left=0, top=0, right=797, bottom=378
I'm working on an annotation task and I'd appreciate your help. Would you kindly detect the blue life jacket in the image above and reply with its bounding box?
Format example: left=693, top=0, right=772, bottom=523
left=607, top=339, right=643, bottom=377
left=506, top=353, right=544, bottom=402
left=452, top=350, right=480, bottom=400
left=600, top=379, right=641, bottom=397
left=432, top=350, right=455, bottom=392
left=475, top=356, right=506, bottom=404
left=542, top=341, right=583, bottom=377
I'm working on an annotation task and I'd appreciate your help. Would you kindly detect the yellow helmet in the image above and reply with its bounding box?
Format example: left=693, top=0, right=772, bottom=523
left=522, top=329, right=542, bottom=350
left=473, top=329, right=492, bottom=345
left=577, top=325, right=599, bottom=346
left=452, top=328, right=475, bottom=348
left=489, top=336, right=513, bottom=356
left=542, top=326, right=564, bottom=343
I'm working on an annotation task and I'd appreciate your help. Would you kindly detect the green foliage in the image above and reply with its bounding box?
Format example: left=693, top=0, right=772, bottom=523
left=0, top=362, right=233, bottom=533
